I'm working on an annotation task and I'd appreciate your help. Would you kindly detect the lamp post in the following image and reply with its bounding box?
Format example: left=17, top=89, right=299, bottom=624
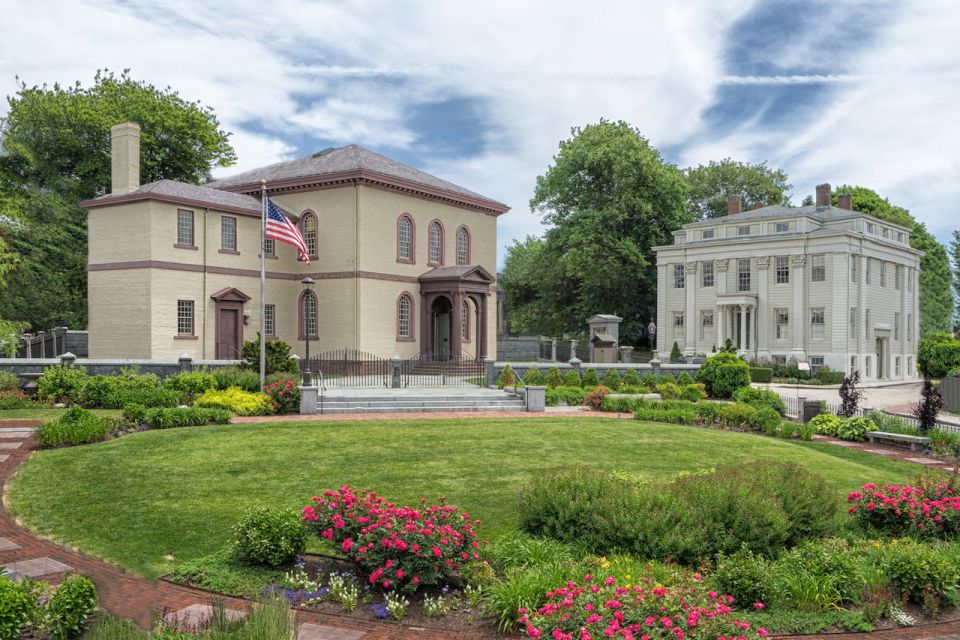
left=647, top=321, right=657, bottom=351
left=301, top=277, right=315, bottom=386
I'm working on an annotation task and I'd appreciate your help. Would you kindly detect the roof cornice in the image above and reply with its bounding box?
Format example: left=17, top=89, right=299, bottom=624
left=217, top=170, right=510, bottom=216
left=80, top=192, right=261, bottom=217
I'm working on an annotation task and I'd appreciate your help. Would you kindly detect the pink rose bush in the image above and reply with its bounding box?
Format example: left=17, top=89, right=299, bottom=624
left=521, top=575, right=768, bottom=640
left=302, top=486, right=482, bottom=591
left=263, top=379, right=300, bottom=414
left=583, top=386, right=610, bottom=410
left=847, top=478, right=960, bottom=539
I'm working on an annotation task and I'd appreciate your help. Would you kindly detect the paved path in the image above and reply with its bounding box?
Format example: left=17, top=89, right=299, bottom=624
left=2, top=417, right=960, bottom=639
left=763, top=381, right=923, bottom=410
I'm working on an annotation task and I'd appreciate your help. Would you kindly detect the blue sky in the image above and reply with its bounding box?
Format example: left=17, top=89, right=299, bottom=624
left=2, top=0, right=957, bottom=266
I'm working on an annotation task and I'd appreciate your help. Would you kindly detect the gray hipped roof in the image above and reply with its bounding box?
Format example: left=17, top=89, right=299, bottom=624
left=84, top=179, right=261, bottom=213
left=685, top=204, right=889, bottom=228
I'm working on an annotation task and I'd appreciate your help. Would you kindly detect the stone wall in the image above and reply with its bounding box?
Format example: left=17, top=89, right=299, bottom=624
left=488, top=360, right=701, bottom=387
left=496, top=336, right=542, bottom=362
left=14, top=329, right=88, bottom=358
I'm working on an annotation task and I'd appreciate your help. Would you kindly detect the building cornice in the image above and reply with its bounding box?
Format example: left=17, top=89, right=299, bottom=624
left=88, top=260, right=421, bottom=284
left=80, top=193, right=261, bottom=218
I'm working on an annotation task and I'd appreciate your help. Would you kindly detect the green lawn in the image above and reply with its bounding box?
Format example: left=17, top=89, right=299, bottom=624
left=6, top=417, right=920, bottom=579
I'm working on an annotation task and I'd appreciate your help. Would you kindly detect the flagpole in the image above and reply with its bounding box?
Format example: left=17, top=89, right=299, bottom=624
left=259, top=180, right=267, bottom=391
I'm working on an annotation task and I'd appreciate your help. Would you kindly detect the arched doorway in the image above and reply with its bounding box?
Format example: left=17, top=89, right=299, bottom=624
left=431, top=296, right=452, bottom=360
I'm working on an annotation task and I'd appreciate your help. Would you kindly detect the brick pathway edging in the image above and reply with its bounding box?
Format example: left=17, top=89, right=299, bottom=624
left=3, top=417, right=960, bottom=640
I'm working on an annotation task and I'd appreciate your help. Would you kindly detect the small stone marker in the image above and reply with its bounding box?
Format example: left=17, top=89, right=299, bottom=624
left=297, top=623, right=366, bottom=640
left=0, top=442, right=22, bottom=449
left=164, top=604, right=245, bottom=629
left=0, top=538, right=21, bottom=552
left=864, top=449, right=896, bottom=456
left=905, top=457, right=942, bottom=465
left=4, top=557, right=74, bottom=578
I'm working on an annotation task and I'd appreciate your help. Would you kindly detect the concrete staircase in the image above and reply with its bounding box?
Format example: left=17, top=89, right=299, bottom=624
left=315, top=390, right=526, bottom=414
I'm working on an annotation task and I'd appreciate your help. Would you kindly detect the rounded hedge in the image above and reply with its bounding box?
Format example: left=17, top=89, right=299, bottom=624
left=232, top=506, right=307, bottom=567
left=696, top=353, right=751, bottom=398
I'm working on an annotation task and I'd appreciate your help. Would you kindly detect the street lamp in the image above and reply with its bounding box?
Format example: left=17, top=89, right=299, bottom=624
left=647, top=321, right=656, bottom=350
left=301, top=277, right=315, bottom=386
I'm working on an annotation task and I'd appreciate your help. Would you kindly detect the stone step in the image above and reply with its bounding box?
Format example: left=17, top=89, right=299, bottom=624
left=318, top=399, right=524, bottom=408
left=3, top=557, right=74, bottom=579
left=0, top=455, right=9, bottom=462
left=297, top=623, right=366, bottom=640
left=163, top=604, right=245, bottom=629
left=0, top=442, right=23, bottom=450
left=317, top=404, right=526, bottom=414
left=0, top=537, right=21, bottom=552
left=319, top=394, right=518, bottom=403
left=0, top=427, right=36, bottom=433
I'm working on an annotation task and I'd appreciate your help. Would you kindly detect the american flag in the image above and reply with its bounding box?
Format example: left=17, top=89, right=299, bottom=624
left=265, top=198, right=310, bottom=264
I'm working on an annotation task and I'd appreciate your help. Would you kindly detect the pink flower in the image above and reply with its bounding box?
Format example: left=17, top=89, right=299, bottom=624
left=752, top=603, right=764, bottom=610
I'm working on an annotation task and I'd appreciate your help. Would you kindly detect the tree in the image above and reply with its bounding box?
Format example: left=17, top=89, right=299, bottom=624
left=0, top=70, right=237, bottom=330
left=913, top=378, right=944, bottom=435
left=950, top=229, right=960, bottom=332
left=504, top=120, right=688, bottom=340
left=683, top=158, right=791, bottom=219
left=0, top=231, right=27, bottom=353
left=837, top=371, right=863, bottom=418
left=834, top=185, right=953, bottom=337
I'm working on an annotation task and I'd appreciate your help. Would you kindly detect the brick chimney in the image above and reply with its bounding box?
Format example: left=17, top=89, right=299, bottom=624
left=727, top=195, right=742, bottom=215
left=837, top=193, right=853, bottom=210
left=750, top=203, right=763, bottom=210
left=111, top=122, right=141, bottom=194
left=815, top=183, right=831, bottom=208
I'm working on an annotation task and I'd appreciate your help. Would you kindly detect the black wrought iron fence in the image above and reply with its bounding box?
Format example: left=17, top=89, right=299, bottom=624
left=305, top=349, right=390, bottom=388
left=401, top=355, right=487, bottom=387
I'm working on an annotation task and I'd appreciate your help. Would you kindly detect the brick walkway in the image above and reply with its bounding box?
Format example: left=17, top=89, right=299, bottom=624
left=2, top=417, right=960, bottom=639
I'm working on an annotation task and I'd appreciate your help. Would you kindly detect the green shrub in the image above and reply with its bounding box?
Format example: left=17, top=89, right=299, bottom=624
left=143, top=407, right=232, bottom=428
left=601, top=369, right=621, bottom=391
left=676, top=371, right=693, bottom=385
left=717, top=402, right=755, bottom=428
left=633, top=404, right=698, bottom=424
left=714, top=548, right=774, bottom=608
left=545, top=386, right=587, bottom=407
left=581, top=368, right=600, bottom=388
left=621, top=369, right=641, bottom=387
left=670, top=341, right=683, bottom=362
left=497, top=364, right=522, bottom=389
left=814, top=370, right=846, bottom=385
left=780, top=421, right=797, bottom=439
left=163, top=371, right=218, bottom=398
left=522, top=368, right=544, bottom=386
left=105, top=386, right=181, bottom=409
left=733, top=387, right=787, bottom=416
left=486, top=530, right=576, bottom=572
left=0, top=371, right=19, bottom=392
left=241, top=336, right=298, bottom=374
left=213, top=367, right=262, bottom=392
left=232, top=507, right=307, bottom=567
left=655, top=382, right=681, bottom=400
left=798, top=423, right=816, bottom=441
left=36, top=364, right=87, bottom=403
left=544, top=367, right=563, bottom=389
left=679, top=383, right=707, bottom=402
left=640, top=372, right=658, bottom=390
left=837, top=416, right=874, bottom=442
left=749, top=406, right=783, bottom=434
left=46, top=574, right=97, bottom=640
left=917, top=331, right=960, bottom=378
left=809, top=413, right=842, bottom=436
left=562, top=369, right=581, bottom=387
left=74, top=371, right=175, bottom=409
left=263, top=376, right=300, bottom=414
left=0, top=577, right=34, bottom=640
left=749, top=367, right=773, bottom=383
left=658, top=373, right=676, bottom=384
left=35, top=407, right=111, bottom=447
left=0, top=390, right=33, bottom=410
left=122, top=403, right=148, bottom=425
left=487, top=560, right=583, bottom=633
left=775, top=539, right=863, bottom=605
left=865, top=410, right=917, bottom=435
left=194, top=387, right=275, bottom=415
left=753, top=463, right=836, bottom=544
left=868, top=539, right=959, bottom=604
left=697, top=352, right=751, bottom=398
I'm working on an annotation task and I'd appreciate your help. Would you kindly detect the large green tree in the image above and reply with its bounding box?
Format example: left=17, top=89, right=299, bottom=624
left=683, top=158, right=791, bottom=219
left=834, top=185, right=953, bottom=337
left=0, top=70, right=236, bottom=330
left=950, top=229, right=960, bottom=333
left=502, top=120, right=688, bottom=341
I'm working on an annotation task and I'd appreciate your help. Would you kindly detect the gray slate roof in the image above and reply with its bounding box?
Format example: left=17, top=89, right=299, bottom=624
left=86, top=180, right=261, bottom=212
left=209, top=144, right=506, bottom=208
left=685, top=204, right=863, bottom=227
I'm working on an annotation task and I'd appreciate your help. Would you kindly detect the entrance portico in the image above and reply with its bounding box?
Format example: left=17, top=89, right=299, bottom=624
left=716, top=294, right=757, bottom=355
left=418, top=265, right=494, bottom=360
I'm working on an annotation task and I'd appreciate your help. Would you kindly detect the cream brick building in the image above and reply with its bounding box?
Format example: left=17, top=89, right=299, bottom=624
left=653, top=185, right=921, bottom=381
left=82, top=123, right=508, bottom=360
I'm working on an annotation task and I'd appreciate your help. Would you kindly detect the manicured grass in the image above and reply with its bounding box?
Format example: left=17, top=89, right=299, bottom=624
left=7, top=417, right=920, bottom=579
left=0, top=407, right=120, bottom=421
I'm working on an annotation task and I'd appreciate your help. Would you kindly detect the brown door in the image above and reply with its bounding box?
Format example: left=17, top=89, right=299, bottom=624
left=218, top=309, right=240, bottom=359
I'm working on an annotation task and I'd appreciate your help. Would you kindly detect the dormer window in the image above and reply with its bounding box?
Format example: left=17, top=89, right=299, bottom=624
left=774, top=222, right=789, bottom=233
left=737, top=226, right=750, bottom=236
left=701, top=228, right=714, bottom=240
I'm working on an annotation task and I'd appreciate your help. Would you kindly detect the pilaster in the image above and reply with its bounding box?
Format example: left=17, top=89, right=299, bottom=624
left=755, top=256, right=770, bottom=360
left=684, top=261, right=698, bottom=354
left=791, top=255, right=806, bottom=359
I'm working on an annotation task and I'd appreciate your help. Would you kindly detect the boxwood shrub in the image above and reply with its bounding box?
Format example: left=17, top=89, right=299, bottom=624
left=621, top=369, right=642, bottom=387
left=232, top=506, right=307, bottom=567
left=36, top=364, right=87, bottom=403
left=545, top=386, right=588, bottom=407
left=581, top=368, right=600, bottom=388
left=544, top=367, right=563, bottom=389
left=522, top=368, right=544, bottom=386
left=733, top=387, right=787, bottom=416
left=697, top=352, right=751, bottom=398
left=213, top=367, right=262, bottom=392
left=749, top=367, right=774, bottom=383
left=814, top=370, right=846, bottom=385
left=601, top=369, right=622, bottom=391
left=36, top=407, right=112, bottom=447
left=163, top=371, right=218, bottom=398
left=562, top=369, right=581, bottom=387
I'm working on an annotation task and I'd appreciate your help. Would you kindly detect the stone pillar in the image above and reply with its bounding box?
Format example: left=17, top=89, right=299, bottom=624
left=684, top=261, right=698, bottom=355
left=525, top=385, right=546, bottom=412
left=619, top=346, right=634, bottom=362
left=299, top=386, right=318, bottom=415
left=60, top=352, right=76, bottom=367
left=178, top=354, right=193, bottom=373
left=451, top=292, right=463, bottom=358
left=420, top=293, right=430, bottom=357
left=483, top=356, right=496, bottom=388
left=551, top=339, right=558, bottom=362
left=570, top=339, right=578, bottom=362
left=791, top=255, right=806, bottom=359
left=476, top=298, right=485, bottom=359
left=38, top=331, right=46, bottom=358
left=715, top=304, right=724, bottom=350
left=756, top=257, right=770, bottom=359
left=738, top=305, right=746, bottom=352
left=391, top=356, right=402, bottom=388
left=650, top=359, right=661, bottom=377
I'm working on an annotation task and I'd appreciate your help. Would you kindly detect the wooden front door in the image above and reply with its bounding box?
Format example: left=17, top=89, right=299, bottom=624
left=217, top=308, right=241, bottom=359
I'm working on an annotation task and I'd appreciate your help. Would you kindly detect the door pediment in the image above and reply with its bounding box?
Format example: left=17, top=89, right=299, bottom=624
left=210, top=287, right=251, bottom=302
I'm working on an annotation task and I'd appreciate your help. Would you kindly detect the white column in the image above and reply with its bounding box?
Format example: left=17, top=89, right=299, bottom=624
left=684, top=261, right=698, bottom=355
left=715, top=304, right=724, bottom=351
left=791, top=255, right=806, bottom=359
left=900, top=266, right=908, bottom=380
left=738, top=304, right=746, bottom=353
left=756, top=257, right=770, bottom=359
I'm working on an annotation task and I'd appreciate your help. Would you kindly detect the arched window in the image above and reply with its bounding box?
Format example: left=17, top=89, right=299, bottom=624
left=397, top=214, right=414, bottom=263
left=456, top=226, right=470, bottom=266
left=299, top=290, right=318, bottom=339
left=428, top=221, right=443, bottom=265
left=461, top=299, right=470, bottom=340
left=397, top=293, right=414, bottom=341
left=300, top=212, right=318, bottom=259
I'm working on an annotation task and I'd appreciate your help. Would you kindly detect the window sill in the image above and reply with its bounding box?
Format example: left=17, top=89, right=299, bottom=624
left=298, top=335, right=319, bottom=341
left=427, top=260, right=443, bottom=267
left=174, top=243, right=199, bottom=250
left=174, top=335, right=199, bottom=340
left=261, top=254, right=279, bottom=260
left=219, top=249, right=241, bottom=255
left=396, top=336, right=415, bottom=342
left=396, top=257, right=415, bottom=265
left=264, top=334, right=278, bottom=340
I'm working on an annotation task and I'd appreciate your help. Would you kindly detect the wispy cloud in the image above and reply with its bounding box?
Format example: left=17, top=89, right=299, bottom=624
left=720, top=74, right=861, bottom=85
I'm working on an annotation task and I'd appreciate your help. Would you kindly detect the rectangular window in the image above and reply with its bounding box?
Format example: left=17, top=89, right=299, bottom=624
left=737, top=225, right=750, bottom=236
left=849, top=307, right=857, bottom=339
left=772, top=354, right=787, bottom=365
left=176, top=209, right=194, bottom=246
left=865, top=309, right=871, bottom=339
left=867, top=222, right=876, bottom=234
left=810, top=356, right=825, bottom=372
left=850, top=255, right=858, bottom=283
left=177, top=300, right=194, bottom=336
left=264, top=304, right=276, bottom=337
left=882, top=228, right=889, bottom=239
left=898, top=232, right=905, bottom=243
left=894, top=312, right=900, bottom=341
left=895, top=265, right=902, bottom=290
left=895, top=356, right=901, bottom=377
left=221, top=216, right=237, bottom=251
left=737, top=258, right=751, bottom=292
left=866, top=356, right=872, bottom=377
left=775, top=256, right=789, bottom=284
left=774, top=222, right=789, bottom=233
left=263, top=237, right=275, bottom=257
left=775, top=309, right=789, bottom=340
left=810, top=254, right=825, bottom=282
left=701, top=261, right=714, bottom=287
left=673, top=311, right=685, bottom=327
left=701, top=311, right=713, bottom=340
left=908, top=356, right=913, bottom=374
left=811, top=308, right=825, bottom=339
left=908, top=313, right=913, bottom=342
left=701, top=228, right=714, bottom=240
left=879, top=262, right=886, bottom=287
left=674, top=264, right=685, bottom=289
left=850, top=356, right=856, bottom=375
left=865, top=258, right=872, bottom=285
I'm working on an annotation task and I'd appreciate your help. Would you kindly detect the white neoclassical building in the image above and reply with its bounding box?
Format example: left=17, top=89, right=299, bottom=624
left=653, top=184, right=922, bottom=381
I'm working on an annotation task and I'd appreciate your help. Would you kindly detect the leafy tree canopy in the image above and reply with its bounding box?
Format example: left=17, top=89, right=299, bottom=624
left=834, top=185, right=952, bottom=337
left=683, top=158, right=791, bottom=219
left=949, top=230, right=960, bottom=332
left=504, top=120, right=688, bottom=340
